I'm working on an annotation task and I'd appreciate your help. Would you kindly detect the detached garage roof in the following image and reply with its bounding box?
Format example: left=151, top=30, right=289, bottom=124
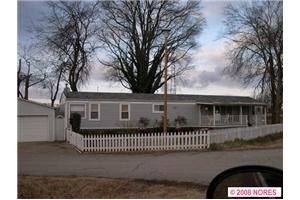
left=65, top=92, right=265, bottom=105
left=18, top=98, right=54, bottom=110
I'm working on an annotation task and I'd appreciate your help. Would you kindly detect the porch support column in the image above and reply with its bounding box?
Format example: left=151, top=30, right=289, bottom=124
left=240, top=106, right=243, bottom=125
left=213, top=105, right=215, bottom=126
left=254, top=106, right=258, bottom=126
left=264, top=106, right=267, bottom=125
left=199, top=105, right=202, bottom=127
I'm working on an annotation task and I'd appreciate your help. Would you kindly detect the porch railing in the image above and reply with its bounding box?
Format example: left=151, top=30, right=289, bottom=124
left=200, top=114, right=248, bottom=126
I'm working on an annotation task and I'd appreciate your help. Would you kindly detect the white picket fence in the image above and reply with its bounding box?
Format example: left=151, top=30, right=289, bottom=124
left=210, top=124, right=283, bottom=144
left=66, top=124, right=282, bottom=152
left=66, top=129, right=210, bottom=152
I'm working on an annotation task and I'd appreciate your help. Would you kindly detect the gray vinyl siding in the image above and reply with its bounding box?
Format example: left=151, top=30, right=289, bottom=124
left=168, top=104, right=199, bottom=127
left=65, top=99, right=267, bottom=129
left=65, top=100, right=199, bottom=129
left=81, top=103, right=120, bottom=128
left=130, top=103, right=199, bottom=127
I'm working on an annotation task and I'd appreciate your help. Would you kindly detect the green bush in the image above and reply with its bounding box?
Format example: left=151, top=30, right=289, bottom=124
left=70, top=113, right=81, bottom=132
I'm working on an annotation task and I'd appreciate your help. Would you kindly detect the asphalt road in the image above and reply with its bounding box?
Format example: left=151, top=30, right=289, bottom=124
left=18, top=142, right=283, bottom=185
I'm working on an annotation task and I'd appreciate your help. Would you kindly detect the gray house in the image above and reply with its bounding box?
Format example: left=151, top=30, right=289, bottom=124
left=59, top=90, right=267, bottom=131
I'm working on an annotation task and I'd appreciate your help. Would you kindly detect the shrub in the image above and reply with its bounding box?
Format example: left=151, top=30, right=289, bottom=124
left=174, top=116, right=187, bottom=127
left=70, top=113, right=81, bottom=132
left=79, top=127, right=204, bottom=136
left=139, top=117, right=150, bottom=128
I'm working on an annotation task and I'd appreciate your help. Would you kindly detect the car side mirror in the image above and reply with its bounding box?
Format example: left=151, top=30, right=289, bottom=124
left=206, top=165, right=283, bottom=199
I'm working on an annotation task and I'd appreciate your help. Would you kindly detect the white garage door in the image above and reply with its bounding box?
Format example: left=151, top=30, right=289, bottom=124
left=18, top=116, right=50, bottom=142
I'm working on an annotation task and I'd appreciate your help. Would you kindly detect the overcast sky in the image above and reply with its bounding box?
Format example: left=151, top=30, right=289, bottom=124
left=18, top=0, right=255, bottom=103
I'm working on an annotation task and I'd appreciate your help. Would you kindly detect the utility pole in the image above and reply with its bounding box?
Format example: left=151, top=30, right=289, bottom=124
left=162, top=29, right=170, bottom=134
left=169, top=65, right=176, bottom=94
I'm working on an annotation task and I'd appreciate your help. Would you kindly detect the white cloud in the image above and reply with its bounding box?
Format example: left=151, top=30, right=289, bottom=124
left=176, top=84, right=253, bottom=96
left=192, top=39, right=228, bottom=71
left=81, top=79, right=130, bottom=93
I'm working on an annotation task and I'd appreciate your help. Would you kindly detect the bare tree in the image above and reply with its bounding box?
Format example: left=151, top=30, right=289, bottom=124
left=43, top=68, right=64, bottom=107
left=17, top=58, right=25, bottom=98
left=18, top=45, right=47, bottom=100
left=223, top=1, right=283, bottom=124
left=33, top=1, right=101, bottom=92
left=98, top=0, right=205, bottom=93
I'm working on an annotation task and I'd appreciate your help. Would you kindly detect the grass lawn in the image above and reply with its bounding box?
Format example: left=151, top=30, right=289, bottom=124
left=18, top=176, right=207, bottom=199
left=209, top=132, right=283, bottom=151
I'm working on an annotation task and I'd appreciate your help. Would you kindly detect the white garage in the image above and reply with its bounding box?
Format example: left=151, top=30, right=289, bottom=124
left=18, top=98, right=55, bottom=142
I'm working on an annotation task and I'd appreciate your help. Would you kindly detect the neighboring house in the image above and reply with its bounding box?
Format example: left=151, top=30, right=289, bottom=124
left=18, top=98, right=56, bottom=142
left=59, top=89, right=267, bottom=131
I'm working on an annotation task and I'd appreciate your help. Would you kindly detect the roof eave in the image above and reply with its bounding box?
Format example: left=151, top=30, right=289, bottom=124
left=196, top=102, right=267, bottom=105
left=18, top=98, right=55, bottom=110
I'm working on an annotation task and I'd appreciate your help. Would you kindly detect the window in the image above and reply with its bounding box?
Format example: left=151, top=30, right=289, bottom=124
left=70, top=104, right=86, bottom=119
left=153, top=104, right=164, bottom=113
left=89, top=103, right=100, bottom=120
left=120, top=104, right=130, bottom=120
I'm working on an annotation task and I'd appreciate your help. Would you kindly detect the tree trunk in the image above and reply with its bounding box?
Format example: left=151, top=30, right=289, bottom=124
left=51, top=99, right=55, bottom=107
left=68, top=68, right=78, bottom=92
left=277, top=62, right=283, bottom=124
left=50, top=67, right=64, bottom=107
left=268, top=55, right=282, bottom=124
left=271, top=99, right=281, bottom=124
left=70, top=83, right=78, bottom=92
left=24, top=76, right=30, bottom=100
left=17, top=59, right=21, bottom=98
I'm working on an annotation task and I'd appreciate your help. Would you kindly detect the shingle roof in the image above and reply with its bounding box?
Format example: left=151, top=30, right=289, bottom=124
left=65, top=92, right=265, bottom=105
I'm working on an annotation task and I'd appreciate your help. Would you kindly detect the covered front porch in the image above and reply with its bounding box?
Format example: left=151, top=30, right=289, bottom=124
left=198, top=104, right=266, bottom=127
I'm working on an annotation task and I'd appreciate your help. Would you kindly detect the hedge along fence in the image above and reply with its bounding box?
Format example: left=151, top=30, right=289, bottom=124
left=79, top=127, right=210, bottom=136
left=67, top=128, right=210, bottom=153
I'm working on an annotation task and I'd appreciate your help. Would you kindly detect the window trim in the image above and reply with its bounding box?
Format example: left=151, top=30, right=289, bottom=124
left=119, top=103, right=130, bottom=121
left=152, top=103, right=164, bottom=113
left=69, top=103, right=87, bottom=119
left=89, top=102, right=101, bottom=121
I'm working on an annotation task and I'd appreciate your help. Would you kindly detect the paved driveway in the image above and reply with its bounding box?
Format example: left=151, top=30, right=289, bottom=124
left=18, top=142, right=282, bottom=185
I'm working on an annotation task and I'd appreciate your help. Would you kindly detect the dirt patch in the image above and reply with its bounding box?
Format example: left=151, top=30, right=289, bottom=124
left=18, top=176, right=207, bottom=199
